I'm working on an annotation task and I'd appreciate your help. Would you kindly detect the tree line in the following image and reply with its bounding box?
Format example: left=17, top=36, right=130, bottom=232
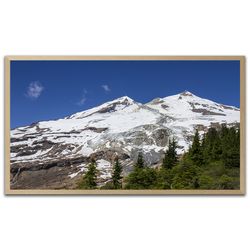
left=77, top=125, right=240, bottom=190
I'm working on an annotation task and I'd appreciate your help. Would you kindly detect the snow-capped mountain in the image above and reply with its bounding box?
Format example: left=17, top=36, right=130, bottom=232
left=10, top=91, right=240, bottom=189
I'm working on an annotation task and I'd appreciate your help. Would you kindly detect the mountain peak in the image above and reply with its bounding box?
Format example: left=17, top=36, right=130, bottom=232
left=179, top=90, right=194, bottom=96
left=111, top=96, right=134, bottom=104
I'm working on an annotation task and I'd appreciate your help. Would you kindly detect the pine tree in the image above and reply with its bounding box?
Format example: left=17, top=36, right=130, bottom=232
left=189, top=130, right=203, bottom=166
left=78, top=159, right=98, bottom=189
left=112, top=158, right=123, bottom=189
left=203, top=128, right=221, bottom=161
left=162, top=138, right=178, bottom=169
left=124, top=167, right=157, bottom=189
left=220, top=124, right=229, bottom=138
left=211, top=134, right=222, bottom=160
left=135, top=152, right=145, bottom=169
left=171, top=157, right=200, bottom=189
left=222, top=127, right=240, bottom=168
left=125, top=152, right=158, bottom=189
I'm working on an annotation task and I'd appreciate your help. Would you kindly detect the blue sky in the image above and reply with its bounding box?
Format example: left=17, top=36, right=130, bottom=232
left=11, top=60, right=240, bottom=128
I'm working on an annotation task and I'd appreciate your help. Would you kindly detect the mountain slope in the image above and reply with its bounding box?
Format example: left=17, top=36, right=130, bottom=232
left=10, top=91, right=240, bottom=189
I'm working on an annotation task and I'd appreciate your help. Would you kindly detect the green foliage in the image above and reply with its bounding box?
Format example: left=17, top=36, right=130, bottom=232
left=203, top=128, right=222, bottom=162
left=171, top=158, right=201, bottom=189
left=188, top=130, right=203, bottom=166
left=156, top=125, right=240, bottom=190
left=221, top=127, right=240, bottom=168
left=197, top=161, right=226, bottom=189
left=135, top=152, right=145, bottom=169
left=198, top=175, right=215, bottom=189
left=202, top=126, right=240, bottom=168
left=154, top=168, right=174, bottom=189
left=125, top=152, right=158, bottom=189
left=100, top=181, right=115, bottom=190
left=112, top=158, right=123, bottom=189
left=125, top=167, right=157, bottom=189
left=196, top=160, right=240, bottom=190
left=77, top=160, right=98, bottom=189
left=162, top=138, right=178, bottom=169
left=218, top=175, right=235, bottom=189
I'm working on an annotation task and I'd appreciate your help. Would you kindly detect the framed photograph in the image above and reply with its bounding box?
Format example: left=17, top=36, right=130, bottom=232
left=5, top=56, right=245, bottom=195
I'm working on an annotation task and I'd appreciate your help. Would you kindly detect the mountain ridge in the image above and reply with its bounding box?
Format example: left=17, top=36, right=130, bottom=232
left=10, top=91, right=240, bottom=189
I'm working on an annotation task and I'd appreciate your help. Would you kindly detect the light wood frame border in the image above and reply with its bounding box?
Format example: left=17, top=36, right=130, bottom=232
left=4, top=56, right=246, bottom=195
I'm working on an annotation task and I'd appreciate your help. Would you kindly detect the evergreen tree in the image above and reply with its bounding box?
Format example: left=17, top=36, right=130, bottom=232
left=201, top=134, right=206, bottom=151
left=222, top=127, right=240, bottom=168
left=189, top=130, right=203, bottom=166
left=171, top=157, right=200, bottom=189
left=135, top=152, right=145, bottom=169
left=203, top=128, right=221, bottom=161
left=155, top=168, right=174, bottom=189
left=112, top=158, right=123, bottom=189
left=125, top=153, right=158, bottom=189
left=162, top=138, right=178, bottom=169
left=125, top=167, right=157, bottom=189
left=78, top=159, right=98, bottom=189
left=220, top=124, right=229, bottom=138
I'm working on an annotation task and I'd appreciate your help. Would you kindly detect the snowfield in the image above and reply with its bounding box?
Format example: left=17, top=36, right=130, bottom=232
left=11, top=91, right=240, bottom=165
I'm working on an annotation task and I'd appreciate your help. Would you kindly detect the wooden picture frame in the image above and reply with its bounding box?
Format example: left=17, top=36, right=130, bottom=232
left=5, top=56, right=246, bottom=195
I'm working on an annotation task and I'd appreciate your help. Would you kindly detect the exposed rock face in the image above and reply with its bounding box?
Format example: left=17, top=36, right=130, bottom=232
left=10, top=93, right=240, bottom=189
left=191, top=108, right=226, bottom=116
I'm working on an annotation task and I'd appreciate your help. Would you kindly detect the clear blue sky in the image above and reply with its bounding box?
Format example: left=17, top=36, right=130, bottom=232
left=11, top=60, right=240, bottom=128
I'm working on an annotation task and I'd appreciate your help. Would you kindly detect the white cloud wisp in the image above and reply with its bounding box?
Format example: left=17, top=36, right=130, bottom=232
left=77, top=89, right=88, bottom=106
left=26, top=81, right=44, bottom=99
left=101, top=84, right=111, bottom=92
